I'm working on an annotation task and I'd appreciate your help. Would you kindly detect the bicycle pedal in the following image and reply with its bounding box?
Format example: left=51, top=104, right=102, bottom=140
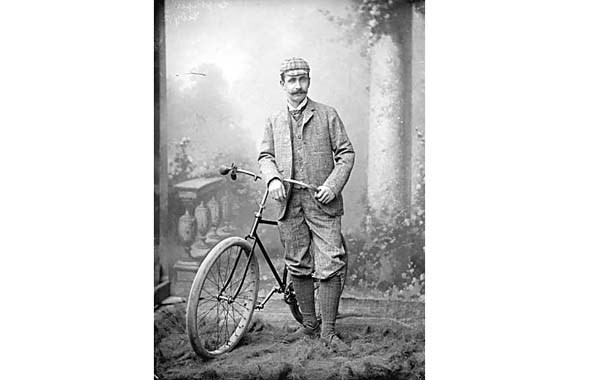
left=283, top=294, right=297, bottom=305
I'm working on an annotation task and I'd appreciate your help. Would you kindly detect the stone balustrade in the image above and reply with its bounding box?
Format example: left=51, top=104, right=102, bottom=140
left=171, top=176, right=238, bottom=297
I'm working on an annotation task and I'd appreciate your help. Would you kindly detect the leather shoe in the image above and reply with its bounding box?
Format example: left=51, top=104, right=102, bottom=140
left=282, top=322, right=320, bottom=343
left=321, top=334, right=350, bottom=352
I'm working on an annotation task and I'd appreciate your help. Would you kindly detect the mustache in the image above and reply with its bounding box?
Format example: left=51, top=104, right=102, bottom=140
left=290, top=90, right=307, bottom=95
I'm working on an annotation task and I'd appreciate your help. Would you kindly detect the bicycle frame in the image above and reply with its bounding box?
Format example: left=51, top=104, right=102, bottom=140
left=217, top=185, right=293, bottom=311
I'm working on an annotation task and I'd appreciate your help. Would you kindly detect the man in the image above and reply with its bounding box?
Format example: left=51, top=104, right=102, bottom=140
left=258, top=57, right=355, bottom=351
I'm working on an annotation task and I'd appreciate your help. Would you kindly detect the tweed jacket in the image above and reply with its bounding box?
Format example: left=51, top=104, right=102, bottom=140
left=258, top=98, right=355, bottom=220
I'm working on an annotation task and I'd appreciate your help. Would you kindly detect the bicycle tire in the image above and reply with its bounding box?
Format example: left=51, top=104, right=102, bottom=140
left=286, top=235, right=348, bottom=324
left=186, top=237, right=259, bottom=358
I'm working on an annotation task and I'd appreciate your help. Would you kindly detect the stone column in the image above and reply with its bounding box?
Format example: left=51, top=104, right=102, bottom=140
left=367, top=33, right=411, bottom=223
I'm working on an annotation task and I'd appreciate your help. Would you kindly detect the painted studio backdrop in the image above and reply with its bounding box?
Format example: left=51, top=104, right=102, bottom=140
left=155, top=0, right=425, bottom=303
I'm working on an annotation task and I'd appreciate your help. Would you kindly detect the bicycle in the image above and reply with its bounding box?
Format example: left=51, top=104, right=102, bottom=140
left=185, top=163, right=346, bottom=358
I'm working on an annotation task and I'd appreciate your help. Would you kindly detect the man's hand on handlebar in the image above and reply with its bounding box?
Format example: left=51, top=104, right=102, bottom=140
left=269, top=178, right=286, bottom=202
left=315, top=185, right=335, bottom=204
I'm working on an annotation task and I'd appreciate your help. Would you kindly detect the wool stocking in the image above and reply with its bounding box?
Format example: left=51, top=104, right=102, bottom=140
left=292, top=274, right=318, bottom=328
left=319, top=274, right=341, bottom=337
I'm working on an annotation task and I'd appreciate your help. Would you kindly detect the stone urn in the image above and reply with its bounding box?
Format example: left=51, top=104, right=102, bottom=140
left=177, top=209, right=195, bottom=257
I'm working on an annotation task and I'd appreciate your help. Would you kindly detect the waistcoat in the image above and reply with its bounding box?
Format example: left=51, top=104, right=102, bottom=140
left=290, top=111, right=307, bottom=183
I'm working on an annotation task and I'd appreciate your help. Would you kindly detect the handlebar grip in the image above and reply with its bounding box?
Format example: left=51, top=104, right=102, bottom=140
left=219, top=164, right=260, bottom=182
left=219, top=165, right=232, bottom=175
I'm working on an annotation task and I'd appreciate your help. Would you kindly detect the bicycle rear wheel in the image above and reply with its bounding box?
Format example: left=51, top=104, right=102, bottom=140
left=186, top=237, right=259, bottom=358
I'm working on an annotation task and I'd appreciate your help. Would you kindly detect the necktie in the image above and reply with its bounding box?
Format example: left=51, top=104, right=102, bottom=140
left=290, top=109, right=303, bottom=121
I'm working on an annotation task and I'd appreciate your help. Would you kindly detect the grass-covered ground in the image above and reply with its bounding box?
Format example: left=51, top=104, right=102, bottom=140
left=155, top=303, right=424, bottom=380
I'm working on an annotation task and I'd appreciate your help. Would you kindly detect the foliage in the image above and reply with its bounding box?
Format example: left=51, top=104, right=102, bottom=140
left=357, top=0, right=425, bottom=42
left=320, top=0, right=424, bottom=55
left=168, top=137, right=257, bottom=186
left=344, top=208, right=425, bottom=301
left=167, top=136, right=256, bottom=184
left=166, top=140, right=262, bottom=236
left=168, top=137, right=195, bottom=184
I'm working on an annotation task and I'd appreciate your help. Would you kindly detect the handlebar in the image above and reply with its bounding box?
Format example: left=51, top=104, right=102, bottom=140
left=284, top=179, right=319, bottom=193
left=219, top=164, right=319, bottom=192
left=219, top=164, right=261, bottom=181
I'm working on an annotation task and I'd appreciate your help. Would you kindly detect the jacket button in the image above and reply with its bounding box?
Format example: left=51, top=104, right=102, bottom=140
left=297, top=135, right=302, bottom=139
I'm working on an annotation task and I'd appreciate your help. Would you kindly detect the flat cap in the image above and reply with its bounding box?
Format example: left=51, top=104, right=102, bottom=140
left=280, top=57, right=310, bottom=76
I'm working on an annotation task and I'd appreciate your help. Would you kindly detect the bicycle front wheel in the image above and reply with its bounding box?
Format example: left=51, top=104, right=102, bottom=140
left=186, top=237, right=259, bottom=358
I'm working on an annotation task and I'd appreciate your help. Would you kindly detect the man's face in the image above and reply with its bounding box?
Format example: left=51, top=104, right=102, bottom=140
left=281, top=73, right=310, bottom=106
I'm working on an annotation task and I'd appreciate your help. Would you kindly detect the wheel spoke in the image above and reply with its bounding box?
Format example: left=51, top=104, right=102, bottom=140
left=230, top=304, right=248, bottom=320
left=197, top=301, right=219, bottom=321
left=197, top=297, right=216, bottom=305
left=222, top=302, right=230, bottom=344
left=215, top=301, right=220, bottom=348
left=219, top=256, right=225, bottom=288
left=225, top=245, right=232, bottom=281
left=200, top=287, right=218, bottom=298
left=229, top=304, right=238, bottom=327
left=205, top=271, right=219, bottom=289
left=229, top=265, right=253, bottom=295
left=225, top=247, right=244, bottom=292
left=222, top=247, right=234, bottom=291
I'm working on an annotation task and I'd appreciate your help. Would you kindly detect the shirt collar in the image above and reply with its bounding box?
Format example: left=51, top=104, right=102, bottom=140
left=287, top=96, right=308, bottom=112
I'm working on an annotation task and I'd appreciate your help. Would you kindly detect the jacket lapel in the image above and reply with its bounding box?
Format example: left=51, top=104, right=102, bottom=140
left=301, top=98, right=315, bottom=129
